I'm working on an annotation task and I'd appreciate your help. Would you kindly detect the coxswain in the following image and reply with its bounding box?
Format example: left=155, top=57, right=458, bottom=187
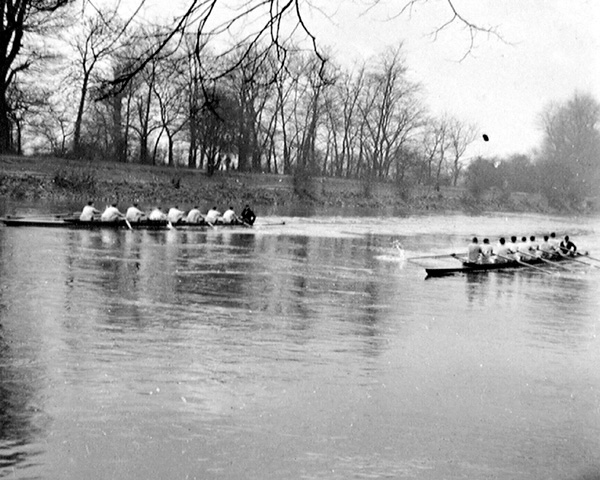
left=186, top=206, right=202, bottom=224
left=148, top=206, right=167, bottom=221
left=222, top=206, right=238, bottom=224
left=167, top=206, right=185, bottom=224
left=494, top=237, right=512, bottom=263
left=467, top=237, right=482, bottom=263
left=480, top=238, right=493, bottom=263
left=80, top=201, right=100, bottom=221
left=559, top=235, right=577, bottom=256
left=240, top=204, right=256, bottom=226
left=126, top=203, right=145, bottom=223
left=101, top=203, right=124, bottom=222
left=205, top=206, right=221, bottom=224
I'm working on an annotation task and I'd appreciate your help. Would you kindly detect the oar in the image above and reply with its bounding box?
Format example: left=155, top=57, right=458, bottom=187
left=168, top=221, right=177, bottom=230
left=124, top=218, right=133, bottom=230
left=561, top=252, right=600, bottom=269
left=450, top=254, right=467, bottom=262
left=409, top=252, right=467, bottom=260
left=577, top=252, right=600, bottom=263
left=496, top=254, right=552, bottom=275
left=200, top=215, right=216, bottom=229
left=233, top=214, right=252, bottom=228
left=519, top=251, right=573, bottom=270
left=23, top=212, right=74, bottom=219
left=257, top=221, right=286, bottom=227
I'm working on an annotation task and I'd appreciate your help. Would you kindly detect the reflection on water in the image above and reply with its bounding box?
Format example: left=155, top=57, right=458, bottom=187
left=0, top=214, right=600, bottom=479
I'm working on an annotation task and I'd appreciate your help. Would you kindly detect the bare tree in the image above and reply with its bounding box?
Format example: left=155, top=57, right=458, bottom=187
left=447, top=117, right=477, bottom=186
left=358, top=47, right=422, bottom=179
left=0, top=0, right=75, bottom=154
left=422, top=116, right=451, bottom=189
left=539, top=92, right=600, bottom=207
left=69, top=8, right=131, bottom=156
left=106, top=0, right=499, bottom=103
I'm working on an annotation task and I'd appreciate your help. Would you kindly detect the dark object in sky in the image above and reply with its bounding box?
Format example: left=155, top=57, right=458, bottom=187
left=483, top=134, right=489, bottom=141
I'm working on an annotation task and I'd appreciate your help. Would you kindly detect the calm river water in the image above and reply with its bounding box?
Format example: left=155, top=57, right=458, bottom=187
left=1, top=211, right=600, bottom=479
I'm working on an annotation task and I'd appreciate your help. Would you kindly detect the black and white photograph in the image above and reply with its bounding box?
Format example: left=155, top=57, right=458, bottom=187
left=1, top=1, right=600, bottom=478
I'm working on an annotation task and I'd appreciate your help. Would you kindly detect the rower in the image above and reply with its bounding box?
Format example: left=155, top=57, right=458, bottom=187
left=167, top=206, right=185, bottom=224
left=508, top=236, right=518, bottom=259
left=148, top=206, right=167, bottom=221
left=480, top=238, right=493, bottom=263
left=494, top=237, right=512, bottom=263
left=101, top=203, right=125, bottom=222
left=549, top=232, right=560, bottom=252
left=539, top=235, right=553, bottom=258
left=80, top=201, right=100, bottom=221
left=516, top=236, right=530, bottom=261
left=126, top=203, right=145, bottom=223
left=186, top=206, right=202, bottom=224
left=240, top=204, right=256, bottom=226
left=467, top=237, right=482, bottom=263
left=222, top=206, right=238, bottom=224
left=528, top=235, right=539, bottom=256
left=205, top=206, right=221, bottom=224
left=559, top=235, right=577, bottom=256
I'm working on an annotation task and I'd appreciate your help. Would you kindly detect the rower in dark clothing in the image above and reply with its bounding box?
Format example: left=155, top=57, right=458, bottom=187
left=559, top=235, right=577, bottom=256
left=240, top=205, right=256, bottom=226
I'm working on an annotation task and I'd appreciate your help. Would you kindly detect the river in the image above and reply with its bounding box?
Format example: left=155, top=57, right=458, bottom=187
left=0, top=211, right=599, bottom=479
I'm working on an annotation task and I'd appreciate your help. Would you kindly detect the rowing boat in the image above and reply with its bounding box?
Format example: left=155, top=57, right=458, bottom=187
left=425, top=255, right=573, bottom=278
left=0, top=217, right=250, bottom=230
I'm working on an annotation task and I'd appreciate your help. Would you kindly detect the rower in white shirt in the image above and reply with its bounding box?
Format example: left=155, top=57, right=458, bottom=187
left=494, top=237, right=512, bottom=263
left=148, top=207, right=167, bottom=221
left=186, top=206, right=202, bottom=224
left=221, top=206, right=237, bottom=224
left=205, top=206, right=221, bottom=224
left=527, top=235, right=539, bottom=257
left=507, top=236, right=518, bottom=259
left=80, top=201, right=100, bottom=221
left=167, top=206, right=185, bottom=224
left=466, top=237, right=482, bottom=263
left=539, top=235, right=554, bottom=258
left=548, top=232, right=560, bottom=252
left=101, top=203, right=124, bottom=222
left=125, top=203, right=145, bottom=222
left=516, top=236, right=531, bottom=261
left=480, top=238, right=494, bottom=263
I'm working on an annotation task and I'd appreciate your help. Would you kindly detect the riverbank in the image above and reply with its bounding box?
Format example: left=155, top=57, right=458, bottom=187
left=0, top=154, right=550, bottom=214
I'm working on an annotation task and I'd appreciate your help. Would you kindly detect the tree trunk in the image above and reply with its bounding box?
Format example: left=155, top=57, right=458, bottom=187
left=0, top=89, right=13, bottom=154
left=73, top=73, right=90, bottom=156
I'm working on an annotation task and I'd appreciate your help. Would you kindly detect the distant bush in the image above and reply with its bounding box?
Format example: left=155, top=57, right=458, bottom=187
left=53, top=165, right=97, bottom=193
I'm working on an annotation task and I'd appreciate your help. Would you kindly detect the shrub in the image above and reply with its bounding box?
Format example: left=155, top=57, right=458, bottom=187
left=53, top=165, right=97, bottom=193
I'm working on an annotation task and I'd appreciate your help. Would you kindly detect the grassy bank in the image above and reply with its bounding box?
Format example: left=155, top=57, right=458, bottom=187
left=0, top=155, right=550, bottom=214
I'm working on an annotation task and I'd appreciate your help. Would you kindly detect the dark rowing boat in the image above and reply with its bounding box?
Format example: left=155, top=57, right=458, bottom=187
left=425, top=255, right=573, bottom=278
left=0, top=217, right=251, bottom=230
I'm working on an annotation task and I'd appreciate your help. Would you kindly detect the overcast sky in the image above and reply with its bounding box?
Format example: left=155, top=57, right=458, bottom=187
left=303, top=0, right=600, bottom=160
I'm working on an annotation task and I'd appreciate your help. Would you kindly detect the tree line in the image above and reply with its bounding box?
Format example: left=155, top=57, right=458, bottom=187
left=2, top=1, right=599, bottom=210
left=465, top=92, right=600, bottom=209
left=3, top=3, right=477, bottom=189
